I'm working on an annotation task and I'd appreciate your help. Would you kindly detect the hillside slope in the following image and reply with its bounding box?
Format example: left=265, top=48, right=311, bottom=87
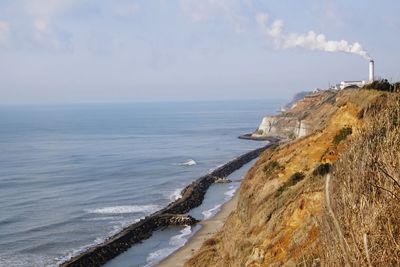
left=184, top=89, right=399, bottom=266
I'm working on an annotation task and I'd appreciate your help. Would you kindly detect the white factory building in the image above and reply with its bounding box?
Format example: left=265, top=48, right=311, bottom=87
left=333, top=60, right=375, bottom=90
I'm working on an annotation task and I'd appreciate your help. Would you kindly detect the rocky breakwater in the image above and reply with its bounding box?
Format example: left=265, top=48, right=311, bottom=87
left=60, top=143, right=275, bottom=267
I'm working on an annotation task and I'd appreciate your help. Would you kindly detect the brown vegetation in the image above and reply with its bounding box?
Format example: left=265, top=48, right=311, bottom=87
left=275, top=172, right=305, bottom=198
left=319, top=94, right=400, bottom=266
left=332, top=126, right=352, bottom=145
left=184, top=89, right=399, bottom=267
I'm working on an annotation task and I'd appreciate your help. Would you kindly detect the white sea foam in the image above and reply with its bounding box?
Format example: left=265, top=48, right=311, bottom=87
left=56, top=243, right=100, bottom=267
left=57, top=230, right=112, bottom=266
left=178, top=159, right=197, bottom=166
left=87, top=205, right=159, bottom=215
left=110, top=218, right=142, bottom=234
left=202, top=204, right=222, bottom=220
left=143, top=226, right=192, bottom=267
left=0, top=253, right=54, bottom=267
left=57, top=217, right=143, bottom=266
left=82, top=216, right=123, bottom=221
left=224, top=186, right=238, bottom=198
left=208, top=163, right=224, bottom=173
left=169, top=188, right=183, bottom=201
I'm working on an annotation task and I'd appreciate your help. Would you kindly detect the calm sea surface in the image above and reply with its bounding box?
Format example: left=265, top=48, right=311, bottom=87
left=0, top=100, right=283, bottom=267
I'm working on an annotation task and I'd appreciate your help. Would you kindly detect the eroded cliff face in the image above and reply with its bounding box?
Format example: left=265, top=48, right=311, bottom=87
left=184, top=89, right=388, bottom=267
left=253, top=91, right=338, bottom=140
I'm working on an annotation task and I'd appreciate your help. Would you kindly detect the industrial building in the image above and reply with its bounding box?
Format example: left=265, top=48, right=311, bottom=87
left=333, top=60, right=375, bottom=90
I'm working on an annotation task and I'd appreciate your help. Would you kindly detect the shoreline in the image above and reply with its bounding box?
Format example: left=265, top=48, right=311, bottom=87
left=158, top=191, right=239, bottom=267
left=238, top=133, right=281, bottom=142
left=59, top=144, right=275, bottom=267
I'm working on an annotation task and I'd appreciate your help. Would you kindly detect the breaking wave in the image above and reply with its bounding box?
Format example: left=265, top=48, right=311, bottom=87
left=143, top=226, right=193, bottom=267
left=208, top=163, right=224, bottom=173
left=224, top=185, right=237, bottom=198
left=87, top=205, right=159, bottom=215
left=202, top=204, right=222, bottom=220
left=57, top=217, right=142, bottom=266
left=169, top=188, right=183, bottom=201
left=178, top=159, right=197, bottom=166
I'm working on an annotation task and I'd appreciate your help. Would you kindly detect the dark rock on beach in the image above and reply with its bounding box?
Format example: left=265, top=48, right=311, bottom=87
left=213, top=176, right=232, bottom=184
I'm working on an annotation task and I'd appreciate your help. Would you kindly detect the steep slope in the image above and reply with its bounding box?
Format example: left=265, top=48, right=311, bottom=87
left=184, top=89, right=397, bottom=267
left=319, top=93, right=400, bottom=266
left=252, top=91, right=337, bottom=139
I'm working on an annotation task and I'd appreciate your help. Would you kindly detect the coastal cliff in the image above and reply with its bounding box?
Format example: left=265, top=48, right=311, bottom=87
left=252, top=91, right=337, bottom=140
left=184, top=89, right=400, bottom=266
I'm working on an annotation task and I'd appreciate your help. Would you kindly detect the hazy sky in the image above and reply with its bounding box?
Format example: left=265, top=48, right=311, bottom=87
left=1, top=0, right=399, bottom=104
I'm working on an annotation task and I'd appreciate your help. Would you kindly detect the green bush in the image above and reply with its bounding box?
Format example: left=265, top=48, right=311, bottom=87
left=275, top=186, right=285, bottom=197
left=312, top=163, right=331, bottom=176
left=287, top=172, right=305, bottom=186
left=364, top=79, right=399, bottom=92
left=364, top=79, right=391, bottom=91
left=275, top=172, right=305, bottom=198
left=333, top=127, right=352, bottom=145
left=263, top=161, right=279, bottom=173
left=394, top=82, right=400, bottom=92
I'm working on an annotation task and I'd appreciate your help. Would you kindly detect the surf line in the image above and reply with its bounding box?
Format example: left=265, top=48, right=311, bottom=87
left=60, top=142, right=277, bottom=267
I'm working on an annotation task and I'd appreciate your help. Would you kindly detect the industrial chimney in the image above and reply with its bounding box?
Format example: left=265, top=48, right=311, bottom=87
left=369, top=60, right=375, bottom=83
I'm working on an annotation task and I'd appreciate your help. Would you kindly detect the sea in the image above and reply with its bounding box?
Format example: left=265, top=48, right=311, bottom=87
left=0, top=100, right=283, bottom=267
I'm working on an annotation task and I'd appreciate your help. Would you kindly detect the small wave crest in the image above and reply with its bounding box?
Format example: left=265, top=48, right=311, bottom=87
left=87, top=205, right=159, bottom=215
left=208, top=163, right=224, bottom=173
left=0, top=253, right=53, bottom=267
left=144, top=226, right=192, bottom=267
left=224, top=185, right=237, bottom=198
left=202, top=204, right=222, bottom=220
left=57, top=217, right=143, bottom=266
left=178, top=159, right=197, bottom=166
left=82, top=216, right=123, bottom=222
left=169, top=188, right=183, bottom=201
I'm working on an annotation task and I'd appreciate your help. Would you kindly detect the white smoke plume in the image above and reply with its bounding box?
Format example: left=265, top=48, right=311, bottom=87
left=256, top=12, right=371, bottom=60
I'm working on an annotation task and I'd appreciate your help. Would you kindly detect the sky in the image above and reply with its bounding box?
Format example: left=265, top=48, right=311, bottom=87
left=0, top=0, right=399, bottom=104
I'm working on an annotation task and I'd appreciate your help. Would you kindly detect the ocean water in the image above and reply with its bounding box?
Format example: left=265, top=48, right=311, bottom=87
left=0, top=100, right=282, bottom=267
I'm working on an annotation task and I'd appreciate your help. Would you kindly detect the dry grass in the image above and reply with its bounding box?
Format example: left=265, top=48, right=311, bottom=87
left=183, top=89, right=394, bottom=267
left=319, top=93, right=400, bottom=266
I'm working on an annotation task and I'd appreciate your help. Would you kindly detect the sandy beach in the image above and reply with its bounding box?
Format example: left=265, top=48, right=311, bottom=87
left=157, top=192, right=239, bottom=267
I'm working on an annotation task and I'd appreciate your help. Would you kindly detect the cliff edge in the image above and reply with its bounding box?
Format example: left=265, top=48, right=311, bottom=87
left=184, top=89, right=400, bottom=266
left=252, top=91, right=337, bottom=140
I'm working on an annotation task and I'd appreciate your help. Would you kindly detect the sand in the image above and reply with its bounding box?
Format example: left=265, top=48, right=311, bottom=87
left=157, top=192, right=239, bottom=267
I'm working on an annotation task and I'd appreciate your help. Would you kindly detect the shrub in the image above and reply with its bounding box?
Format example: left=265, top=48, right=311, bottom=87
left=313, top=163, right=331, bottom=176
left=263, top=160, right=279, bottom=173
left=204, top=238, right=217, bottom=246
left=333, top=127, right=352, bottom=145
left=364, top=79, right=400, bottom=92
left=287, top=172, right=305, bottom=186
left=275, top=172, right=305, bottom=198
left=393, top=82, right=400, bottom=92
left=364, top=79, right=393, bottom=92
left=275, top=186, right=285, bottom=197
